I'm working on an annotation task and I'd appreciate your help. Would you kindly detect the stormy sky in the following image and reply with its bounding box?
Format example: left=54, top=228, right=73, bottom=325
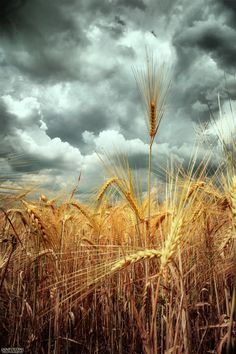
left=0, top=0, right=236, bottom=196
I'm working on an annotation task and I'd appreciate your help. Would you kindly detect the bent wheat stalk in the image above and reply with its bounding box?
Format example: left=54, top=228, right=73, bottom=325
left=110, top=249, right=161, bottom=273
left=97, top=177, right=119, bottom=203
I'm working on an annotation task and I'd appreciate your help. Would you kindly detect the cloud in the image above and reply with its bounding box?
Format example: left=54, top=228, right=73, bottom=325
left=117, top=0, right=146, bottom=11
left=175, top=20, right=236, bottom=71
left=0, top=0, right=89, bottom=82
left=0, top=0, right=235, bottom=194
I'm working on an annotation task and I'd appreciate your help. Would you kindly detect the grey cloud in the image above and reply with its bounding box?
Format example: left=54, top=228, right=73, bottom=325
left=115, top=15, right=126, bottom=27
left=84, top=0, right=146, bottom=14
left=0, top=100, right=16, bottom=136
left=175, top=21, right=236, bottom=71
left=0, top=0, right=89, bottom=82
left=1, top=0, right=236, bottom=193
left=117, top=0, right=146, bottom=11
left=218, top=0, right=236, bottom=27
left=168, top=0, right=236, bottom=132
left=7, top=46, right=81, bottom=82
left=0, top=0, right=28, bottom=35
left=0, top=98, right=81, bottom=176
left=97, top=21, right=125, bottom=40
left=46, top=107, right=112, bottom=152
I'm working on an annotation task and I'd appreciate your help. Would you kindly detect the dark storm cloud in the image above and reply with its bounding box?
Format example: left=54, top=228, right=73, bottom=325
left=117, top=0, right=146, bottom=11
left=8, top=153, right=70, bottom=173
left=0, top=0, right=81, bottom=40
left=115, top=15, right=126, bottom=27
left=0, top=99, right=29, bottom=159
left=0, top=100, right=16, bottom=136
left=0, top=0, right=89, bottom=82
left=84, top=0, right=146, bottom=15
left=0, top=0, right=28, bottom=35
left=218, top=0, right=236, bottom=25
left=0, top=0, right=235, bottom=191
left=175, top=21, right=236, bottom=71
left=0, top=100, right=40, bottom=176
left=46, top=107, right=112, bottom=151
left=168, top=0, right=236, bottom=130
left=172, top=0, right=236, bottom=73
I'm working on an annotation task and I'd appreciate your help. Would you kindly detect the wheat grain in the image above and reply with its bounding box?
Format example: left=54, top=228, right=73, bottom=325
left=69, top=202, right=98, bottom=230
left=110, top=249, right=161, bottom=273
left=230, top=176, right=236, bottom=222
left=22, top=201, right=48, bottom=240
left=160, top=216, right=183, bottom=272
left=124, top=191, right=144, bottom=221
left=150, top=100, right=157, bottom=138
left=97, top=177, right=119, bottom=203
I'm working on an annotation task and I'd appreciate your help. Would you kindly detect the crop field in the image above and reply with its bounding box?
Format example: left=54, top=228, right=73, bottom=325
left=0, top=55, right=235, bottom=353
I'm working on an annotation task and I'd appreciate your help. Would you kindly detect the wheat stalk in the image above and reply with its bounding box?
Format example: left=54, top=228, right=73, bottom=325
left=97, top=177, right=119, bottom=203
left=110, top=249, right=161, bottom=273
left=124, top=191, right=144, bottom=222
left=230, top=176, right=236, bottom=220
left=69, top=202, right=98, bottom=230
left=22, top=201, right=48, bottom=241
left=160, top=216, right=184, bottom=272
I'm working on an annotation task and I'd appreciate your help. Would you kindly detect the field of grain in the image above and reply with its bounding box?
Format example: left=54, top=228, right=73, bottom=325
left=0, top=55, right=235, bottom=353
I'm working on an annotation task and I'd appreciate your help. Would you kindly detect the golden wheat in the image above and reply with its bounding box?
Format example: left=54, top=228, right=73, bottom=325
left=160, top=216, right=183, bottom=272
left=150, top=100, right=157, bottom=138
left=124, top=190, right=144, bottom=221
left=110, top=249, right=161, bottom=273
left=97, top=176, right=119, bottom=203
left=69, top=202, right=98, bottom=230
left=22, top=200, right=48, bottom=240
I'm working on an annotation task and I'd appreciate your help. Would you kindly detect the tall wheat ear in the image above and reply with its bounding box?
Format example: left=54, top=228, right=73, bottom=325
left=133, top=51, right=171, bottom=237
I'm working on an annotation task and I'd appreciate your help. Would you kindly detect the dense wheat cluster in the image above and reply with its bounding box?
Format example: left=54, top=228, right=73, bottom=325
left=0, top=168, right=235, bottom=353
left=0, top=54, right=235, bottom=353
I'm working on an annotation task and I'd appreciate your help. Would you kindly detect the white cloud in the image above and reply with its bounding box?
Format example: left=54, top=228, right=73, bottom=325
left=92, top=129, right=149, bottom=154
left=2, top=95, right=42, bottom=121
left=16, top=128, right=82, bottom=162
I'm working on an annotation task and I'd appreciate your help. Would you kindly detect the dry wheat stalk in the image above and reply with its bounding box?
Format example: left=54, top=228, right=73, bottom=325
left=97, top=175, right=144, bottom=221
left=110, top=249, right=161, bottom=273
left=97, top=177, right=119, bottom=203
left=160, top=216, right=184, bottom=272
left=186, top=181, right=205, bottom=199
left=30, top=248, right=58, bottom=262
left=69, top=202, right=98, bottom=230
left=22, top=201, right=48, bottom=240
left=81, top=237, right=97, bottom=248
left=230, top=176, right=236, bottom=223
left=124, top=191, right=144, bottom=221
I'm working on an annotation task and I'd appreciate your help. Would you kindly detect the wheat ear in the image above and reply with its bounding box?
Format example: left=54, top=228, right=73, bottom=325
left=230, top=176, right=236, bottom=222
left=69, top=202, right=98, bottom=230
left=124, top=191, right=144, bottom=221
left=97, top=177, right=119, bottom=203
left=150, top=100, right=157, bottom=138
left=160, top=216, right=183, bottom=272
left=110, top=249, right=161, bottom=273
left=22, top=201, right=48, bottom=240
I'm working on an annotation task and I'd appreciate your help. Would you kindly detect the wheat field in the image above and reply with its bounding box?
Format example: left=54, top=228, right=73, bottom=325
left=0, top=55, right=235, bottom=353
